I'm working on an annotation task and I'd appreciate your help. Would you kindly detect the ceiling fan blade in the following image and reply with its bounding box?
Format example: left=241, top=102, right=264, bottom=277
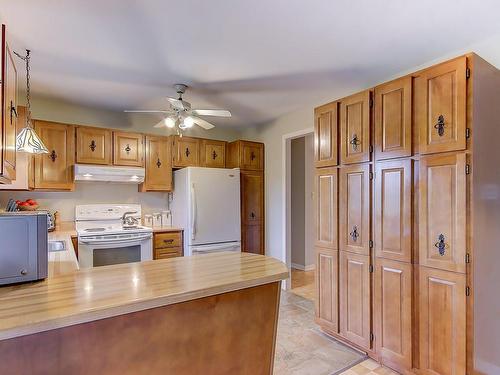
left=192, top=116, right=215, bottom=130
left=191, top=109, right=231, bottom=118
left=167, top=97, right=191, bottom=111
left=124, top=110, right=174, bottom=114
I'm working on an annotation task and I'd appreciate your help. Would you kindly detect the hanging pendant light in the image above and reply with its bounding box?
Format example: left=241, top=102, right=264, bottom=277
left=14, top=49, right=48, bottom=154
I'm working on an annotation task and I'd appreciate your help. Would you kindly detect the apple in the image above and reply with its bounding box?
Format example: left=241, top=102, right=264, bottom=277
left=18, top=202, right=29, bottom=207
left=28, top=200, right=38, bottom=206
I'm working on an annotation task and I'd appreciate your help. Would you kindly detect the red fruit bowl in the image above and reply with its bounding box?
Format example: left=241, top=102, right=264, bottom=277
left=18, top=204, right=39, bottom=211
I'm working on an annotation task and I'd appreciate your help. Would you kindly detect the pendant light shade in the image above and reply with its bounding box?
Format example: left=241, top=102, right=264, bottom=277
left=14, top=49, right=48, bottom=154
left=16, top=126, right=48, bottom=154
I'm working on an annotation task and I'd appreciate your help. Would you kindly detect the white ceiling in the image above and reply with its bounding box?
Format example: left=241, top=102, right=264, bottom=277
left=2, top=0, right=500, bottom=129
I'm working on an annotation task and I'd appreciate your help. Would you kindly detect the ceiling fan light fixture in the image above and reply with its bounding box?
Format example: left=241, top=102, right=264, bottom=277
left=183, top=116, right=194, bottom=128
left=164, top=117, right=176, bottom=128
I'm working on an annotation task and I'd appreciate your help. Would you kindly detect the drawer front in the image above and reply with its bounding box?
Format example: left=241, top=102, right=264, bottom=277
left=155, top=247, right=183, bottom=259
left=154, top=232, right=182, bottom=249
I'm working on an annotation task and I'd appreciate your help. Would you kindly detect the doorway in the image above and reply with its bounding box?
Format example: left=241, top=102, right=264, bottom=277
left=282, top=129, right=315, bottom=299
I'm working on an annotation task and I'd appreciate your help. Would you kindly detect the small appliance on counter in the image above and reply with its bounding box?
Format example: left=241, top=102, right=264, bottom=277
left=0, top=212, right=48, bottom=286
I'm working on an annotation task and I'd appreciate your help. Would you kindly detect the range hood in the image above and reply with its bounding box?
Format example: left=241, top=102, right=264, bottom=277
left=74, top=164, right=145, bottom=183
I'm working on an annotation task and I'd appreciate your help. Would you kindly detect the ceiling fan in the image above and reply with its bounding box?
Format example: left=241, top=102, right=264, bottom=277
left=124, top=84, right=231, bottom=132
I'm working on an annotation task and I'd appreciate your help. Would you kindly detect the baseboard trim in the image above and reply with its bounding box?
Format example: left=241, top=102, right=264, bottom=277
left=291, top=263, right=315, bottom=271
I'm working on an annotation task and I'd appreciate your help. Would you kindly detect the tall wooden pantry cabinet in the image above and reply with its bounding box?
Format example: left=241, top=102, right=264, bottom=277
left=314, top=53, right=500, bottom=375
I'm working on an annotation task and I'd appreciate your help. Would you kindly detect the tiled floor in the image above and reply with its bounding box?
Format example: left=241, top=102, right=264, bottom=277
left=280, top=268, right=400, bottom=375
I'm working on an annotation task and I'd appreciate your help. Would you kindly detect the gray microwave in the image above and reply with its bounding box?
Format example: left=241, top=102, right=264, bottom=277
left=0, top=212, right=48, bottom=285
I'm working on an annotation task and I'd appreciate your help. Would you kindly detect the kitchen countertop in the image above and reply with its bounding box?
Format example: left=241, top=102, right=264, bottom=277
left=0, top=252, right=288, bottom=341
left=48, top=223, right=79, bottom=277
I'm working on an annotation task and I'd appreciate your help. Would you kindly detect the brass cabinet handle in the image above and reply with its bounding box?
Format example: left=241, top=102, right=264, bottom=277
left=163, top=239, right=174, bottom=244
left=250, top=151, right=256, bottom=161
left=89, top=140, right=96, bottom=152
left=349, top=226, right=359, bottom=242
left=10, top=100, right=17, bottom=123
left=349, top=134, right=361, bottom=151
left=156, top=158, right=162, bottom=168
left=212, top=150, right=218, bottom=160
left=125, top=144, right=131, bottom=154
left=434, top=115, right=445, bottom=136
left=434, top=233, right=448, bottom=256
left=250, top=212, right=256, bottom=219
left=49, top=150, right=57, bottom=162
left=185, top=147, right=190, bottom=157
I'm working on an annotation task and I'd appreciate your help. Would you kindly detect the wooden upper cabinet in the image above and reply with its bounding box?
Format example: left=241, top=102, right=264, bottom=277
left=227, top=140, right=264, bottom=171
left=340, top=90, right=371, bottom=164
left=375, top=77, right=412, bottom=160
left=339, top=163, right=371, bottom=255
left=0, top=25, right=17, bottom=183
left=140, top=135, right=172, bottom=192
left=374, top=159, right=412, bottom=263
left=33, top=121, right=75, bottom=190
left=419, top=267, right=466, bottom=375
left=113, top=131, right=144, bottom=167
left=314, top=102, right=338, bottom=167
left=416, top=57, right=467, bottom=155
left=172, top=136, right=199, bottom=168
left=374, top=258, right=412, bottom=373
left=76, top=127, right=111, bottom=165
left=419, top=153, right=466, bottom=273
left=315, top=247, right=339, bottom=333
left=199, top=139, right=226, bottom=168
left=314, top=167, right=338, bottom=249
left=339, top=251, right=371, bottom=350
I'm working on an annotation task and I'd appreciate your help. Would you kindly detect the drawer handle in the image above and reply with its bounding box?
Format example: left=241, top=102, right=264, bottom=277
left=434, top=115, right=445, bottom=137
left=156, top=158, right=162, bottom=168
left=89, top=140, right=97, bottom=152
left=250, top=151, right=256, bottom=161
left=125, top=144, right=131, bottom=154
left=349, top=134, right=361, bottom=151
left=163, top=239, right=174, bottom=244
left=49, top=150, right=57, bottom=162
left=434, top=234, right=448, bottom=256
left=349, top=225, right=359, bottom=242
left=212, top=150, right=218, bottom=160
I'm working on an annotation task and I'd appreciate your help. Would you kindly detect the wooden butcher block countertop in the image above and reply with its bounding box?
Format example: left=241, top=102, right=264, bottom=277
left=0, top=252, right=288, bottom=341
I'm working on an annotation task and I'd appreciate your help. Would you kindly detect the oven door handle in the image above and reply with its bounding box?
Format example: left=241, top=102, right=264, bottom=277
left=79, top=234, right=152, bottom=245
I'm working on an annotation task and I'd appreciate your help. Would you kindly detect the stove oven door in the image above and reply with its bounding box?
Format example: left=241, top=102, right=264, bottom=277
left=78, top=233, right=153, bottom=268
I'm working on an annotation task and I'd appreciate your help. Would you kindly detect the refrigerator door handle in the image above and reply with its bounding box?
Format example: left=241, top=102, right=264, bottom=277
left=191, top=183, right=196, bottom=240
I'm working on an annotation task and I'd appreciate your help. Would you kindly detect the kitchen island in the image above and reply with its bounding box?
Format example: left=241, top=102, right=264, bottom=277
left=0, top=252, right=288, bottom=375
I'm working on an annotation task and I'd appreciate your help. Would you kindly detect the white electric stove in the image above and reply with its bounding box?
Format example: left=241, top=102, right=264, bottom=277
left=76, top=204, right=153, bottom=268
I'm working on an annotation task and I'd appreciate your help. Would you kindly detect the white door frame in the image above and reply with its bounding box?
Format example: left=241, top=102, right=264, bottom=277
left=281, top=127, right=314, bottom=290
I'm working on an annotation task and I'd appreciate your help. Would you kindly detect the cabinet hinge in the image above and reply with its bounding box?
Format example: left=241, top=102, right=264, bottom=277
left=370, top=332, right=374, bottom=341
left=369, top=240, right=373, bottom=248
left=466, top=286, right=471, bottom=297
left=369, top=171, right=374, bottom=180
left=465, top=253, right=471, bottom=264
left=465, top=164, right=471, bottom=175
left=466, top=68, right=471, bottom=79
left=466, top=128, right=470, bottom=139
left=369, top=264, right=374, bottom=273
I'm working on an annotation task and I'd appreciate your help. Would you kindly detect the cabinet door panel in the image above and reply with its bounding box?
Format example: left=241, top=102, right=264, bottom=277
left=314, top=167, right=338, bottom=249
left=315, top=248, right=338, bottom=333
left=314, top=102, right=338, bottom=167
left=200, top=139, right=226, bottom=168
left=241, top=142, right=264, bottom=170
left=242, top=223, right=263, bottom=255
left=340, top=90, right=371, bottom=164
left=34, top=121, right=75, bottom=190
left=339, top=251, right=371, bottom=349
left=141, top=136, right=172, bottom=192
left=419, top=267, right=466, bottom=375
left=375, top=77, right=412, bottom=160
left=416, top=57, right=467, bottom=155
left=241, top=170, right=264, bottom=224
left=1, top=35, right=17, bottom=182
left=339, top=163, right=371, bottom=255
left=173, top=136, right=199, bottom=167
left=374, top=159, right=412, bottom=262
left=419, top=153, right=466, bottom=273
left=374, top=258, right=412, bottom=372
left=113, top=132, right=144, bottom=167
left=76, top=127, right=111, bottom=165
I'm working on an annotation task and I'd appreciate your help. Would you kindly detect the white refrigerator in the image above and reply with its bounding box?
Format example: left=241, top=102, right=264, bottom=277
left=171, top=167, right=241, bottom=256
